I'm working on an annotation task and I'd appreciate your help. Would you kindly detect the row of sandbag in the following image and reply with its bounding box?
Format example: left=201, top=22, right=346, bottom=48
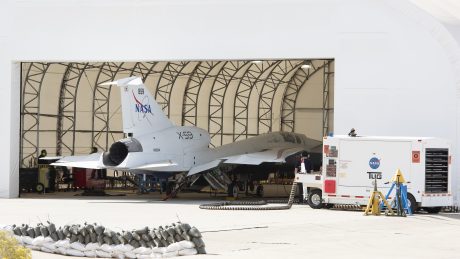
left=3, top=221, right=205, bottom=258
left=8, top=221, right=205, bottom=250
left=14, top=235, right=200, bottom=258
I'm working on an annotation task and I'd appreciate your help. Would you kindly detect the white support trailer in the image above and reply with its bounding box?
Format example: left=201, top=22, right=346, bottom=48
left=296, top=136, right=453, bottom=213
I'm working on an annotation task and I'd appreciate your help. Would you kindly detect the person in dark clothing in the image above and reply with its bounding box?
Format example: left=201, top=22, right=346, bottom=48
left=348, top=128, right=357, bottom=137
left=304, top=154, right=313, bottom=173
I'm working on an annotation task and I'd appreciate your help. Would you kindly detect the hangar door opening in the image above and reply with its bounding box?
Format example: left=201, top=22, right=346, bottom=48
left=19, top=60, right=334, bottom=194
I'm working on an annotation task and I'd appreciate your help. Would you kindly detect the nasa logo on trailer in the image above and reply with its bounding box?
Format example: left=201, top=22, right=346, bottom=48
left=369, top=157, right=380, bottom=169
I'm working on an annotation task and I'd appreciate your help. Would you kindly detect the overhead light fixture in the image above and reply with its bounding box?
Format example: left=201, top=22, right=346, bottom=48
left=301, top=64, right=311, bottom=69
left=251, top=60, right=262, bottom=64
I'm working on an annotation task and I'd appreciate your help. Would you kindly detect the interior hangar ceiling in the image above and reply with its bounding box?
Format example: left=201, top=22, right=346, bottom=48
left=20, top=60, right=334, bottom=168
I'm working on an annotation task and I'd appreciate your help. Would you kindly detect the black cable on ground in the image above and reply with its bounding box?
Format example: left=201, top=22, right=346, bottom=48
left=199, top=183, right=298, bottom=210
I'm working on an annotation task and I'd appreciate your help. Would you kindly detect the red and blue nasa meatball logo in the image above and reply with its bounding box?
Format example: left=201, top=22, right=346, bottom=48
left=369, top=157, right=380, bottom=169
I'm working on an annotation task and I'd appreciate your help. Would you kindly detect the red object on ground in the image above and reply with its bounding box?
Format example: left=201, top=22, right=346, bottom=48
left=73, top=168, right=87, bottom=188
left=72, top=168, right=106, bottom=189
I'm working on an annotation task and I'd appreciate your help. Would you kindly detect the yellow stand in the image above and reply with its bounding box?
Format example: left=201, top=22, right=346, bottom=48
left=364, top=178, right=395, bottom=216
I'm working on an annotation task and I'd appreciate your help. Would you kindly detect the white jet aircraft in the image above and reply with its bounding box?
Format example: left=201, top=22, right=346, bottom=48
left=52, top=76, right=321, bottom=191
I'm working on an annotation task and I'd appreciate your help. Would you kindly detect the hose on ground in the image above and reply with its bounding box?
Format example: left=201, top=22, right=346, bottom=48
left=199, top=183, right=298, bottom=210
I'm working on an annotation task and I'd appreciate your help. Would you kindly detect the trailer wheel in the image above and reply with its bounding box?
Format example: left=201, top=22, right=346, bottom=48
left=424, top=207, right=442, bottom=214
left=36, top=183, right=44, bottom=193
left=308, top=189, right=323, bottom=209
left=407, top=193, right=418, bottom=213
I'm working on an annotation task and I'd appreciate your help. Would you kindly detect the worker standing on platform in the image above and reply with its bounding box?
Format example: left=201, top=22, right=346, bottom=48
left=304, top=154, right=313, bottom=173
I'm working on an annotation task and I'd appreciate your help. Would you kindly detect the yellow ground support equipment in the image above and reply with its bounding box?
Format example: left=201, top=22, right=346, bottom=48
left=364, top=173, right=394, bottom=216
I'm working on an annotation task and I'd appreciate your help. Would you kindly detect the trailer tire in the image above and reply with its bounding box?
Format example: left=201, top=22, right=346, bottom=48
left=307, top=189, right=323, bottom=209
left=407, top=193, right=418, bottom=213
left=424, top=207, right=442, bottom=214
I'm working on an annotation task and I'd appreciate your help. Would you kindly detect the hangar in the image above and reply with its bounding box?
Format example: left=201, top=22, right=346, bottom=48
left=0, top=0, right=459, bottom=206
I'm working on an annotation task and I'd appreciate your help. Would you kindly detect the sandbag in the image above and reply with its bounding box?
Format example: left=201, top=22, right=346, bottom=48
left=32, top=236, right=46, bottom=246
left=95, top=250, right=112, bottom=258
left=100, top=244, right=114, bottom=253
left=94, top=225, right=105, bottom=235
left=40, top=226, right=49, bottom=237
left=179, top=223, right=191, bottom=233
left=13, top=226, right=21, bottom=236
left=50, top=232, right=59, bottom=241
left=22, top=236, right=34, bottom=245
left=114, top=244, right=134, bottom=253
left=192, top=237, right=205, bottom=248
left=124, top=251, right=137, bottom=259
left=56, top=239, right=71, bottom=248
left=196, top=246, right=206, bottom=254
left=163, top=250, right=179, bottom=258
left=174, top=234, right=183, bottom=242
left=84, top=250, right=97, bottom=257
left=34, top=226, right=41, bottom=237
left=90, top=232, right=97, bottom=243
left=47, top=222, right=57, bottom=233
left=177, top=240, right=195, bottom=249
left=85, top=242, right=100, bottom=251
left=70, top=241, right=86, bottom=251
left=14, top=235, right=23, bottom=245
left=56, top=246, right=68, bottom=255
left=85, top=234, right=91, bottom=244
left=67, top=249, right=85, bottom=257
left=43, top=242, right=57, bottom=251
left=150, top=247, right=162, bottom=253
left=133, top=246, right=152, bottom=255
left=137, top=255, right=154, bottom=259
left=41, top=246, right=55, bottom=253
left=135, top=227, right=148, bottom=235
left=57, top=229, right=65, bottom=240
left=178, top=248, right=198, bottom=256
left=188, top=227, right=202, bottom=238
left=27, top=227, right=36, bottom=238
left=165, top=242, right=181, bottom=252
left=25, top=245, right=41, bottom=251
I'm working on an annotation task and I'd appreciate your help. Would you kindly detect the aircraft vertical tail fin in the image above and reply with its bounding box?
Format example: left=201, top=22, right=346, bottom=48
left=100, top=76, right=173, bottom=136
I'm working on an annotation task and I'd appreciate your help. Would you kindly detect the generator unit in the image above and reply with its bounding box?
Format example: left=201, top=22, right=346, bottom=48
left=296, top=135, right=453, bottom=213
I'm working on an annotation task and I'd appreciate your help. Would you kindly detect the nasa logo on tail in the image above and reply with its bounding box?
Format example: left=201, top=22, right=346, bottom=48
left=132, top=90, right=152, bottom=114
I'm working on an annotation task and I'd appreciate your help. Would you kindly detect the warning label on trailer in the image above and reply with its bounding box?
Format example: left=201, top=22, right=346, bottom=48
left=412, top=151, right=420, bottom=163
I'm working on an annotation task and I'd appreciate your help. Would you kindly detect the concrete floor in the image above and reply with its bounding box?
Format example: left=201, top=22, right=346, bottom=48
left=1, top=193, right=459, bottom=259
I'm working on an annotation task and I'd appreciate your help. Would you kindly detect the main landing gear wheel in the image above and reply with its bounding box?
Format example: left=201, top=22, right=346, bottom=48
left=36, top=183, right=44, bottom=193
left=256, top=185, right=264, bottom=197
left=308, top=189, right=323, bottom=209
left=228, top=183, right=239, bottom=198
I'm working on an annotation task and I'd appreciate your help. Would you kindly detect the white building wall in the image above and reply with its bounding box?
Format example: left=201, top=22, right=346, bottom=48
left=0, top=0, right=459, bottom=202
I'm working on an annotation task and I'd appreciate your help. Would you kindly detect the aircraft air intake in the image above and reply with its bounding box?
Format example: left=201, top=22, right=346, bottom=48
left=103, top=138, right=143, bottom=166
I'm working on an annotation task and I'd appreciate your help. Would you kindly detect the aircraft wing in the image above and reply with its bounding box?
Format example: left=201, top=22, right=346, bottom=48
left=187, top=146, right=307, bottom=176
left=187, top=159, right=223, bottom=176
left=222, top=147, right=305, bottom=165
left=51, top=153, right=104, bottom=169
left=129, top=160, right=177, bottom=170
